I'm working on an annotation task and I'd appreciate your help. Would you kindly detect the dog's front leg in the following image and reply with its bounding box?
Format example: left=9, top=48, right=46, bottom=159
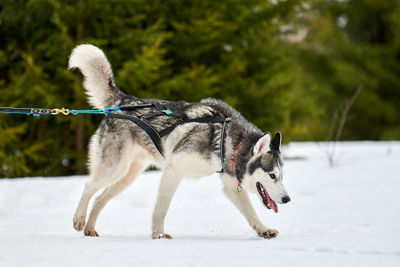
left=220, top=174, right=278, bottom=239
left=152, top=168, right=182, bottom=239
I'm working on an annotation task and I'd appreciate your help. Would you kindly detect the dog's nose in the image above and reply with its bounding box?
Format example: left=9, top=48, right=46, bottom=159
left=282, top=196, right=291, bottom=204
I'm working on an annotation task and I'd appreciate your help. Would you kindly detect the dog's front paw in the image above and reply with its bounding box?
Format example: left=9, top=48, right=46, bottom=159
left=152, top=233, right=173, bottom=239
left=73, top=216, right=86, bottom=231
left=258, top=228, right=279, bottom=239
left=84, top=227, right=99, bottom=237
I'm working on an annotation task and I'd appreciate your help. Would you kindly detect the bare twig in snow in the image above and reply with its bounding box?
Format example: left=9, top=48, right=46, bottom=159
left=323, top=84, right=363, bottom=167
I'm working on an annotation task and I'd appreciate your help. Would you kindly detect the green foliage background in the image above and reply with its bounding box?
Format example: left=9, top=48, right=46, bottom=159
left=1, top=0, right=399, bottom=177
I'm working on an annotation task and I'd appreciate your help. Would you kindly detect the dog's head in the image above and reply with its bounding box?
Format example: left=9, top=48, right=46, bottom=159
left=242, top=132, right=290, bottom=212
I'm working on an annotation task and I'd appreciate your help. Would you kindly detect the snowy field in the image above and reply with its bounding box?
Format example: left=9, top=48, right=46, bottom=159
left=1, top=142, right=400, bottom=267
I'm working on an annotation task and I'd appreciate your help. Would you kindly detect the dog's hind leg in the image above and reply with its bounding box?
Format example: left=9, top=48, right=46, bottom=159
left=152, top=168, right=182, bottom=239
left=220, top=174, right=279, bottom=239
left=73, top=166, right=108, bottom=232
left=84, top=156, right=148, bottom=236
left=73, top=155, right=133, bottom=232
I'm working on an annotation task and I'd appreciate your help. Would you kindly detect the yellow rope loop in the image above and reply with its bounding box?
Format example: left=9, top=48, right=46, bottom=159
left=51, top=108, right=70, bottom=115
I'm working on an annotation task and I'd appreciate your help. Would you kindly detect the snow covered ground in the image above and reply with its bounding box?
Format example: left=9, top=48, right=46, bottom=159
left=1, top=142, right=399, bottom=267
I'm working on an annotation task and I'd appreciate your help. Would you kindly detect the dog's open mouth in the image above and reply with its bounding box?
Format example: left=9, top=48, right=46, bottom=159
left=256, top=182, right=278, bottom=213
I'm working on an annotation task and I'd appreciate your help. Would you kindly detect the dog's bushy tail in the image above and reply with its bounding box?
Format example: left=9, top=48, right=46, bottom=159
left=68, top=44, right=123, bottom=109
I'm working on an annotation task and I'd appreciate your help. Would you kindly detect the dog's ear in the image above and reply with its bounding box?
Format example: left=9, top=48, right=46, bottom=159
left=270, top=132, right=281, bottom=151
left=253, top=133, right=271, bottom=155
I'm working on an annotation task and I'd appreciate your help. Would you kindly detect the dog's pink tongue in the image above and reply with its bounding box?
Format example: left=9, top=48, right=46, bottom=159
left=267, top=194, right=278, bottom=213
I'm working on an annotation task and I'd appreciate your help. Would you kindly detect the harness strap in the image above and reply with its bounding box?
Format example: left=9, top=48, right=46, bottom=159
left=153, top=102, right=164, bottom=111
left=217, top=118, right=231, bottom=173
left=232, top=140, right=244, bottom=192
left=141, top=111, right=188, bottom=120
left=158, top=116, right=228, bottom=137
left=106, top=113, right=164, bottom=156
left=119, top=104, right=154, bottom=111
left=186, top=117, right=227, bottom=124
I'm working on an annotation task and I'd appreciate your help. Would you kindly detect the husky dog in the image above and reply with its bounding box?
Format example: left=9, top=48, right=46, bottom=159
left=69, top=44, right=290, bottom=239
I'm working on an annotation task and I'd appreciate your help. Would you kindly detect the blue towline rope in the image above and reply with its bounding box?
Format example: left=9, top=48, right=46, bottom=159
left=0, top=107, right=121, bottom=117
left=69, top=107, right=120, bottom=116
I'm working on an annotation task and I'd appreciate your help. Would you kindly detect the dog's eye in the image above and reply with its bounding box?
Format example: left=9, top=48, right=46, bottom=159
left=269, top=173, right=276, bottom=179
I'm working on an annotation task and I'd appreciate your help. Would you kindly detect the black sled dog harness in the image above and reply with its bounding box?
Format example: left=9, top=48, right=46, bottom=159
left=106, top=103, right=231, bottom=173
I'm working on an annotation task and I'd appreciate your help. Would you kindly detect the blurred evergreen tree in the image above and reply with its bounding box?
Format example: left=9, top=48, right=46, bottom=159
left=297, top=0, right=400, bottom=140
left=2, top=0, right=398, bottom=178
left=1, top=0, right=310, bottom=177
